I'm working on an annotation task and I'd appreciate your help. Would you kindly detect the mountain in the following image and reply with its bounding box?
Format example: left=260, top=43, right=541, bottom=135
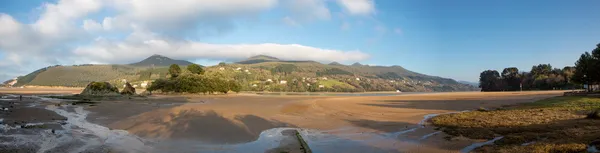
left=14, top=55, right=478, bottom=92
left=458, top=81, right=479, bottom=87
left=351, top=62, right=363, bottom=66
left=129, top=54, right=194, bottom=67
left=236, top=55, right=281, bottom=64
left=328, top=62, right=344, bottom=66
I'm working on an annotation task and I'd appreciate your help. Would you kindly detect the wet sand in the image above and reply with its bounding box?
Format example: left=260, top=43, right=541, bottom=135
left=0, top=90, right=566, bottom=153
left=97, top=91, right=564, bottom=152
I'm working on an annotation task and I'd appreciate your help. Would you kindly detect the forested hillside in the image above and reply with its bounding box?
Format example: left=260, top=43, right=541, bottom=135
left=12, top=55, right=477, bottom=92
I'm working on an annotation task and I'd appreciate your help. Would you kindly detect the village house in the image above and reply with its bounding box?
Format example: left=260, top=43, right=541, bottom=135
left=279, top=80, right=287, bottom=84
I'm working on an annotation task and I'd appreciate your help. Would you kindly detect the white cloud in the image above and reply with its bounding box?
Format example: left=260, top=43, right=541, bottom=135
left=34, top=0, right=103, bottom=35
left=337, top=0, right=375, bottom=16
left=282, top=16, right=300, bottom=27
left=283, top=0, right=331, bottom=23
left=109, top=0, right=279, bottom=34
left=83, top=19, right=102, bottom=32
left=73, top=33, right=370, bottom=64
left=0, top=0, right=374, bottom=79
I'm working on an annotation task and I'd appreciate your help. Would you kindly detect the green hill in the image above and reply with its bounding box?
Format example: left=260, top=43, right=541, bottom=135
left=13, top=55, right=478, bottom=92
left=129, top=54, right=194, bottom=67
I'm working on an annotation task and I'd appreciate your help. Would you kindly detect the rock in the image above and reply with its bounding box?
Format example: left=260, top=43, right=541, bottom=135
left=80, top=82, right=120, bottom=95
left=120, top=82, right=136, bottom=95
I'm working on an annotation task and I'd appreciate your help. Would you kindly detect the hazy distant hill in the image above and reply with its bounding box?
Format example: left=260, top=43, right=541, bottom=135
left=13, top=54, right=478, bottom=92
left=129, top=54, right=194, bottom=67
left=458, top=80, right=479, bottom=87
left=236, top=55, right=281, bottom=64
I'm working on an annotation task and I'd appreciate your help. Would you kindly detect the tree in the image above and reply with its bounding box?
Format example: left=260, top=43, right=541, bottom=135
left=479, top=70, right=502, bottom=92
left=573, top=52, right=594, bottom=86
left=218, top=62, right=227, bottom=66
left=501, top=67, right=521, bottom=91
left=228, top=80, right=241, bottom=93
left=168, top=64, right=181, bottom=78
left=187, top=64, right=205, bottom=75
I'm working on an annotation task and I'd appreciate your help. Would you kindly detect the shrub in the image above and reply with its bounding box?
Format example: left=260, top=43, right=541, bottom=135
left=586, top=109, right=600, bottom=119
left=81, top=82, right=119, bottom=95
left=187, top=64, right=205, bottom=75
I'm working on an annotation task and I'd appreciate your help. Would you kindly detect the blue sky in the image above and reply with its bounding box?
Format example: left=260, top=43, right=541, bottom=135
left=0, top=0, right=599, bottom=82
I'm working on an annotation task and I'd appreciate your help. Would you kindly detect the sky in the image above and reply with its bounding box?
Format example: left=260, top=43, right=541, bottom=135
left=0, top=0, right=599, bottom=82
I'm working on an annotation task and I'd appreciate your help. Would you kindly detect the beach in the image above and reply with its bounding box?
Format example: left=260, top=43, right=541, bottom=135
left=0, top=89, right=565, bottom=153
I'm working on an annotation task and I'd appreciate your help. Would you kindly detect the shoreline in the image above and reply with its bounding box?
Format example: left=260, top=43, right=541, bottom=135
left=1, top=90, right=567, bottom=152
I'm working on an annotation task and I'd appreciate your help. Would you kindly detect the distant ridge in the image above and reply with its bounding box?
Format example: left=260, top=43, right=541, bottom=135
left=458, top=80, right=479, bottom=87
left=129, top=54, right=194, bottom=67
left=351, top=62, right=363, bottom=66
left=236, top=55, right=281, bottom=64
left=328, top=62, right=344, bottom=66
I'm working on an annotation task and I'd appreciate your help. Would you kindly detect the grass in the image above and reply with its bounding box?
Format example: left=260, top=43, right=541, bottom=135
left=431, top=96, right=600, bottom=153
left=318, top=79, right=355, bottom=89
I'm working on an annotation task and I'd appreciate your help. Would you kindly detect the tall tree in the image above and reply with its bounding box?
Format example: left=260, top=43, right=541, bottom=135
left=501, top=67, right=521, bottom=91
left=572, top=52, right=594, bottom=85
left=187, top=64, right=205, bottom=75
left=479, top=70, right=502, bottom=92
left=168, top=64, right=181, bottom=78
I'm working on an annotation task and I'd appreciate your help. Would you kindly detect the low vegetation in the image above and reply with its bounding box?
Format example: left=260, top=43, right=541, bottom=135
left=147, top=64, right=241, bottom=94
left=431, top=96, right=600, bottom=153
left=80, top=82, right=119, bottom=95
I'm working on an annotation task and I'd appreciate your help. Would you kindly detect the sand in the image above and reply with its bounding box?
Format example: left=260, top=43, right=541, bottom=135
left=0, top=89, right=566, bottom=153
left=95, top=91, right=565, bottom=152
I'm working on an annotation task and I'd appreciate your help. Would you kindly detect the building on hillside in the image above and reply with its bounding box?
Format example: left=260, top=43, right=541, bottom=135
left=133, top=85, right=138, bottom=88
left=279, top=80, right=288, bottom=84
left=244, top=69, right=249, bottom=72
left=235, top=67, right=242, bottom=71
left=121, top=79, right=127, bottom=83
left=219, top=67, right=225, bottom=70
left=266, top=79, right=273, bottom=82
left=355, top=78, right=360, bottom=81
left=321, top=77, right=328, bottom=80
left=318, top=85, right=325, bottom=88
left=252, top=84, right=257, bottom=87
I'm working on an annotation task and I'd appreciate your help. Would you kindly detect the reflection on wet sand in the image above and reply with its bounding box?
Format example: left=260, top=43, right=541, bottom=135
left=1, top=91, right=567, bottom=152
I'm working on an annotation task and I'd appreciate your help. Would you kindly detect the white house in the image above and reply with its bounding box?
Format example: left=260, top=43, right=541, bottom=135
left=280, top=80, right=288, bottom=84
left=318, top=85, right=325, bottom=88
left=252, top=84, right=258, bottom=87
left=121, top=79, right=127, bottom=83
left=266, top=79, right=273, bottom=82
left=219, top=67, right=225, bottom=70
left=244, top=69, right=249, bottom=72
left=235, top=67, right=242, bottom=71
left=355, top=78, right=360, bottom=81
left=133, top=85, right=138, bottom=88
left=321, top=77, right=328, bottom=80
